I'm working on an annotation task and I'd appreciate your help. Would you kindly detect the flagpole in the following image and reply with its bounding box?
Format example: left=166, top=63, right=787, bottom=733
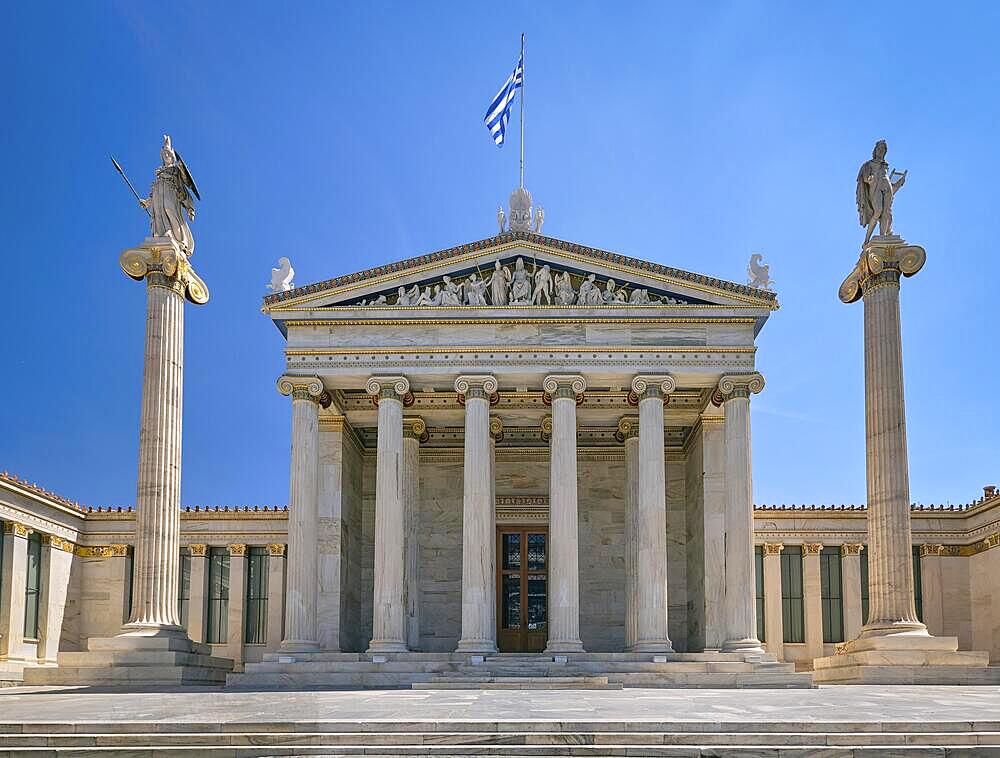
left=519, top=33, right=525, bottom=189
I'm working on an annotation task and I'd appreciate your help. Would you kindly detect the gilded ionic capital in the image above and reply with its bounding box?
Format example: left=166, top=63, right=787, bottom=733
left=839, top=237, right=926, bottom=305
left=540, top=415, right=553, bottom=442
left=542, top=374, right=586, bottom=403
left=629, top=374, right=676, bottom=405
left=365, top=375, right=412, bottom=406
left=455, top=375, right=499, bottom=405
left=763, top=542, right=783, bottom=556
left=119, top=242, right=210, bottom=305
left=615, top=415, right=640, bottom=442
left=41, top=535, right=75, bottom=553
left=718, top=373, right=765, bottom=401
left=3, top=522, right=31, bottom=538
left=188, top=543, right=208, bottom=557
left=267, top=543, right=286, bottom=557
left=489, top=416, right=504, bottom=443
left=841, top=543, right=864, bottom=556
left=277, top=375, right=331, bottom=407
left=403, top=416, right=429, bottom=443
left=228, top=543, right=247, bottom=557
left=803, top=542, right=823, bottom=555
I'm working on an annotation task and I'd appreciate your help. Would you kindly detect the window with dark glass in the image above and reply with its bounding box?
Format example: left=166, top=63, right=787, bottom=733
left=820, top=546, right=844, bottom=643
left=754, top=545, right=765, bottom=642
left=245, top=547, right=269, bottom=644
left=860, top=546, right=869, bottom=624
left=780, top=545, right=804, bottom=643
left=178, top=548, right=191, bottom=629
left=501, top=533, right=521, bottom=631
left=912, top=545, right=923, bottom=622
left=123, top=545, right=134, bottom=623
left=206, top=547, right=230, bottom=644
left=24, top=532, right=42, bottom=639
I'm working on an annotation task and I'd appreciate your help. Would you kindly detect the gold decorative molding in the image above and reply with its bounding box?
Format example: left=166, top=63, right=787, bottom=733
left=75, top=543, right=129, bottom=558
left=4, top=522, right=31, bottom=538
left=803, top=542, right=823, bottom=555
left=919, top=543, right=944, bottom=557
left=762, top=542, right=783, bottom=555
left=42, top=535, right=75, bottom=553
left=267, top=543, right=286, bottom=556
left=188, top=543, right=208, bottom=557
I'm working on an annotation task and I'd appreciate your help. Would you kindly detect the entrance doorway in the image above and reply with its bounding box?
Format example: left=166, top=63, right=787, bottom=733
left=496, top=527, right=548, bottom=652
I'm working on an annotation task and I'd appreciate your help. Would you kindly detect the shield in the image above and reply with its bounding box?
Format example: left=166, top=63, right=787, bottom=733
left=174, top=149, right=201, bottom=201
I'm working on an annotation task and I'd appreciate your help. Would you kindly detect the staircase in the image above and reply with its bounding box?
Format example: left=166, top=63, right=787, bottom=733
left=227, top=650, right=813, bottom=689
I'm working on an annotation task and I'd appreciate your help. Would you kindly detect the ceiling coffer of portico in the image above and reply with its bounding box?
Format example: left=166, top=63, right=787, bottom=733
left=262, top=231, right=778, bottom=313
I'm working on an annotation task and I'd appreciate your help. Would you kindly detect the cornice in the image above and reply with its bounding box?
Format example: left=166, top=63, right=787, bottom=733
left=285, top=317, right=759, bottom=327
left=286, top=345, right=756, bottom=356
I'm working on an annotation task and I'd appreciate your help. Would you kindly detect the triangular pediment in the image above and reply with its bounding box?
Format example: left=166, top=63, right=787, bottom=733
left=263, top=231, right=776, bottom=313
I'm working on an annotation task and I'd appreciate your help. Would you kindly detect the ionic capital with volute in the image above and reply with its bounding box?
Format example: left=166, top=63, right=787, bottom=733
left=455, top=375, right=499, bottom=405
left=615, top=415, right=640, bottom=442
left=277, top=375, right=332, bottom=407
left=763, top=542, right=784, bottom=556
left=717, top=372, right=765, bottom=401
left=839, top=237, right=926, bottom=305
left=402, top=416, right=429, bottom=443
left=187, top=544, right=208, bottom=557
left=540, top=415, right=553, bottom=442
left=542, top=374, right=587, bottom=403
left=366, top=375, right=412, bottom=406
left=228, top=543, right=247, bottom=557
left=842, top=543, right=864, bottom=556
left=803, top=542, right=824, bottom=555
left=629, top=374, right=676, bottom=405
left=3, top=522, right=31, bottom=538
left=489, top=416, right=504, bottom=443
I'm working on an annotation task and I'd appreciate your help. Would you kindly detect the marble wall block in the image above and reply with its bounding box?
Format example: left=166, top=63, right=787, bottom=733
left=970, top=549, right=1000, bottom=662
left=77, top=553, right=129, bottom=642
left=416, top=461, right=464, bottom=651
left=940, top=556, right=972, bottom=650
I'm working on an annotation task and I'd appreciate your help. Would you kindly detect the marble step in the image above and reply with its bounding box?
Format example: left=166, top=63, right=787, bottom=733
left=24, top=664, right=230, bottom=686
left=412, top=675, right=622, bottom=690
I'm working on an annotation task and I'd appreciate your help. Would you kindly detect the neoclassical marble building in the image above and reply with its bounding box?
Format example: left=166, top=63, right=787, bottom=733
left=3, top=224, right=998, bottom=687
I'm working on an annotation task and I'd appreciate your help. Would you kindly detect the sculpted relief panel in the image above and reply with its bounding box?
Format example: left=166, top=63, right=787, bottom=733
left=349, top=257, right=697, bottom=308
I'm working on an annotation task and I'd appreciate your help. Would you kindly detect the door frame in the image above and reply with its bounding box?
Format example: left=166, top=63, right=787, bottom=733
left=496, top=525, right=549, bottom=652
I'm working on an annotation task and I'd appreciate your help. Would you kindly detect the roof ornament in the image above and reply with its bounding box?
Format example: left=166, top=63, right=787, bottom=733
left=267, top=257, right=295, bottom=293
left=508, top=186, right=533, bottom=231
left=747, top=253, right=774, bottom=290
left=496, top=205, right=507, bottom=234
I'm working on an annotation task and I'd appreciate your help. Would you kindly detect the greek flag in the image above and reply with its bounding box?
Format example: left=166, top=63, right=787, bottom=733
left=484, top=52, right=523, bottom=147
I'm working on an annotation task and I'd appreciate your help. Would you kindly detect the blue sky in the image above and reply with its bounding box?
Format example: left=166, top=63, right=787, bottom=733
left=4, top=2, right=998, bottom=509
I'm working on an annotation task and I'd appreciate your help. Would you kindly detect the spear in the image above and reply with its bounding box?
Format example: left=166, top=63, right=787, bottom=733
left=110, top=155, right=151, bottom=217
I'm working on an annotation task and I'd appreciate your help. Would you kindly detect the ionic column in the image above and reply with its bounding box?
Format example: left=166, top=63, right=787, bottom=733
left=118, top=243, right=208, bottom=637
left=278, top=375, right=328, bottom=652
left=617, top=416, right=640, bottom=651
left=366, top=375, right=411, bottom=653
left=762, top=543, right=784, bottom=660
left=839, top=240, right=927, bottom=639
left=629, top=375, right=675, bottom=652
left=840, top=543, right=864, bottom=641
left=802, top=542, right=824, bottom=661
left=402, top=416, right=427, bottom=652
left=543, top=374, right=587, bottom=653
left=718, top=373, right=765, bottom=653
left=455, top=375, right=499, bottom=654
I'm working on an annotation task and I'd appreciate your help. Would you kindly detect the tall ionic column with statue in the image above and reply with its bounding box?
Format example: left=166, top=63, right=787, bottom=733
left=813, top=141, right=999, bottom=684
left=25, top=136, right=232, bottom=687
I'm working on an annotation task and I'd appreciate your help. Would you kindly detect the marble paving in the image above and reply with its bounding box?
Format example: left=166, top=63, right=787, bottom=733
left=1, top=684, right=1000, bottom=729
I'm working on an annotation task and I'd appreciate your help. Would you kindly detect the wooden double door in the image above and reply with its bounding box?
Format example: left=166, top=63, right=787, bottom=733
left=496, top=527, right=548, bottom=652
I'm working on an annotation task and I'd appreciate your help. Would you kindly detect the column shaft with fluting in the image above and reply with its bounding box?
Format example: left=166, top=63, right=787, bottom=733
left=543, top=375, right=586, bottom=653
left=278, top=376, right=325, bottom=652
left=860, top=267, right=924, bottom=636
left=367, top=376, right=410, bottom=652
left=124, top=272, right=186, bottom=633
left=618, top=417, right=640, bottom=651
left=719, top=373, right=765, bottom=653
left=455, top=376, right=498, bottom=654
left=631, top=376, right=675, bottom=652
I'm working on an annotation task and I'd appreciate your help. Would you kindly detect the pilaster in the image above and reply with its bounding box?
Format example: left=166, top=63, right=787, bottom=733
left=762, top=543, right=784, bottom=660
left=186, top=544, right=209, bottom=643
left=802, top=542, right=824, bottom=662
left=0, top=523, right=30, bottom=661
left=919, top=544, right=945, bottom=637
left=37, top=535, right=74, bottom=664
left=226, top=544, right=247, bottom=669
left=265, top=544, right=286, bottom=651
left=841, top=543, right=864, bottom=642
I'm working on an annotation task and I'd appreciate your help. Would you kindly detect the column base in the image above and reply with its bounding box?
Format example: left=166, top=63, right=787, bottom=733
left=367, top=639, right=409, bottom=654
left=545, top=639, right=585, bottom=653
left=280, top=639, right=320, bottom=654
left=813, top=633, right=1000, bottom=684
left=455, top=638, right=498, bottom=655
left=118, top=623, right=189, bottom=640
left=629, top=639, right=674, bottom=653
left=721, top=637, right=765, bottom=654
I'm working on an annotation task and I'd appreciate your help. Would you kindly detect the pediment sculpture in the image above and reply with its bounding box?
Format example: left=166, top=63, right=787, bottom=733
left=350, top=256, right=694, bottom=307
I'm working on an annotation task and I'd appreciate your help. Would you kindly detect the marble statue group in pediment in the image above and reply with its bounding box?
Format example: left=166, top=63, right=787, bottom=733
left=353, top=257, right=689, bottom=307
